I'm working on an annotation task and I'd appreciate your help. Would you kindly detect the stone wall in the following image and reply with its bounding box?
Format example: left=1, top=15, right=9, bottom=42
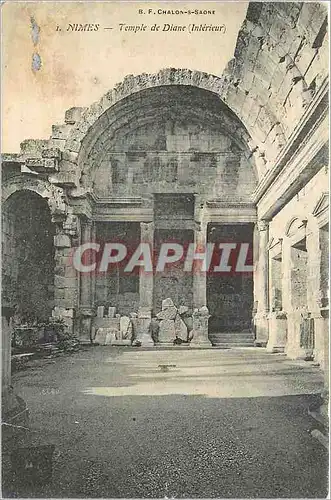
left=268, top=167, right=329, bottom=363
left=222, top=2, right=328, bottom=169
left=153, top=229, right=194, bottom=313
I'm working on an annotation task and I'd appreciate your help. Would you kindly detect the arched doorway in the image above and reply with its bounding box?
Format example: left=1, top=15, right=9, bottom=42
left=2, top=190, right=55, bottom=323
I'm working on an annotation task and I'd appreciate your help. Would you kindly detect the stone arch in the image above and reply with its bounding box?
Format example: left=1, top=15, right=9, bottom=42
left=71, top=84, right=258, bottom=201
left=64, top=69, right=250, bottom=153
left=2, top=175, right=67, bottom=220
left=60, top=73, right=262, bottom=199
left=62, top=69, right=265, bottom=181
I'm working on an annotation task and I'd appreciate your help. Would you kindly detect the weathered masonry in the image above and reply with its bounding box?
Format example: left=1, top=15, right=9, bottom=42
left=2, top=3, right=329, bottom=369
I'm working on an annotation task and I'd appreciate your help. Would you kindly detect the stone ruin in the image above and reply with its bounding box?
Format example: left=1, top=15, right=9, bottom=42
left=93, top=306, right=132, bottom=346
left=93, top=298, right=210, bottom=347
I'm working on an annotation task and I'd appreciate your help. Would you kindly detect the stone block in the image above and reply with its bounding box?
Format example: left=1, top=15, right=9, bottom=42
left=54, top=234, right=71, bottom=248
left=42, top=148, right=61, bottom=159
left=120, top=316, right=132, bottom=339
left=158, top=319, right=176, bottom=343
left=108, top=307, right=116, bottom=318
left=54, top=276, right=77, bottom=289
left=97, top=306, right=105, bottom=318
left=156, top=306, right=177, bottom=320
left=162, top=297, right=175, bottom=310
left=94, top=328, right=117, bottom=346
left=49, top=171, right=78, bottom=189
left=52, top=306, right=74, bottom=319
left=51, top=124, right=72, bottom=140
left=20, top=139, right=48, bottom=156
left=65, top=107, right=86, bottom=125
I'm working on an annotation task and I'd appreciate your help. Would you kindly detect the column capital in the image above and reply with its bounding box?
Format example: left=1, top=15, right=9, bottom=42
left=82, top=218, right=93, bottom=228
left=140, top=221, right=154, bottom=231
left=257, top=219, right=269, bottom=231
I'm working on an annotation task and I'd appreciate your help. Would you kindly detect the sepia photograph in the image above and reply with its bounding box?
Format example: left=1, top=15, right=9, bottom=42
left=1, top=1, right=329, bottom=498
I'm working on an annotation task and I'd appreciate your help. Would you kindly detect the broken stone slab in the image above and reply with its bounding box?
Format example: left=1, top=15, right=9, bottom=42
left=156, top=306, right=177, bottom=321
left=162, top=298, right=175, bottom=310
left=158, top=319, right=176, bottom=343
left=108, top=307, right=116, bottom=318
left=120, top=316, right=132, bottom=339
left=175, top=314, right=188, bottom=341
left=182, top=315, right=193, bottom=337
left=93, top=317, right=120, bottom=335
left=94, top=328, right=116, bottom=345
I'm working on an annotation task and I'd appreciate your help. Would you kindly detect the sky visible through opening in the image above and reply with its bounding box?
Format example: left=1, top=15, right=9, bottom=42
left=2, top=2, right=248, bottom=152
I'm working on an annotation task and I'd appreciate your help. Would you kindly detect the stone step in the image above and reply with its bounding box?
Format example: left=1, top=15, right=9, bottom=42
left=209, top=332, right=255, bottom=347
left=212, top=343, right=255, bottom=349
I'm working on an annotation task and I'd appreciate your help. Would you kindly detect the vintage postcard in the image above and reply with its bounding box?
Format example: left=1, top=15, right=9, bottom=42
left=1, top=1, right=329, bottom=498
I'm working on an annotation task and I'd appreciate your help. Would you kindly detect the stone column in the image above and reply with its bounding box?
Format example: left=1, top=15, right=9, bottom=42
left=266, top=240, right=287, bottom=353
left=254, top=220, right=269, bottom=346
left=193, top=221, right=208, bottom=310
left=135, top=221, right=154, bottom=346
left=79, top=220, right=94, bottom=343
left=191, top=206, right=211, bottom=346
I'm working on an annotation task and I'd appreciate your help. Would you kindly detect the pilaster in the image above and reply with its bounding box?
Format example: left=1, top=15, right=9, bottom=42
left=254, top=220, right=269, bottom=346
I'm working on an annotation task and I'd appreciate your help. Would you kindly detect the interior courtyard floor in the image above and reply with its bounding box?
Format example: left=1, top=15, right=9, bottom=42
left=3, top=346, right=328, bottom=498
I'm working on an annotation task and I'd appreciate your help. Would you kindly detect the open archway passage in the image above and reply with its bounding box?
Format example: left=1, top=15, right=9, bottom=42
left=2, top=191, right=55, bottom=323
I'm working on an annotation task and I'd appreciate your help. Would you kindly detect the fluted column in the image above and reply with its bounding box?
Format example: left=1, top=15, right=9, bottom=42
left=134, top=221, right=154, bottom=346
left=191, top=197, right=211, bottom=346
left=193, top=221, right=208, bottom=310
left=138, top=221, right=154, bottom=317
left=254, top=220, right=269, bottom=346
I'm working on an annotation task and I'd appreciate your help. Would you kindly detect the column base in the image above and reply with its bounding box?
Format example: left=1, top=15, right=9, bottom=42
left=79, top=307, right=94, bottom=343
left=312, top=311, right=329, bottom=370
left=266, top=311, right=287, bottom=353
left=254, top=311, right=269, bottom=346
left=285, top=310, right=312, bottom=360
left=190, top=308, right=212, bottom=347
